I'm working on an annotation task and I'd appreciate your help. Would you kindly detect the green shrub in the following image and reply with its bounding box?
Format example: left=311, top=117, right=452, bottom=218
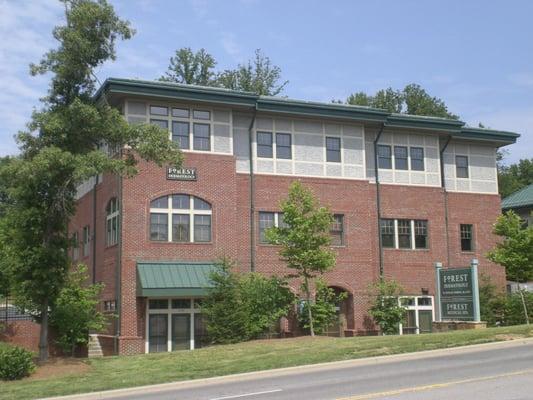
left=203, top=258, right=295, bottom=344
left=0, top=345, right=35, bottom=380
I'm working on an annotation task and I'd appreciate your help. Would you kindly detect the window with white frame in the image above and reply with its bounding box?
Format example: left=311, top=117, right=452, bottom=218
left=410, top=147, right=424, bottom=171
left=150, top=195, right=212, bottom=243
left=394, top=146, right=408, bottom=170
left=380, top=219, right=429, bottom=250
left=82, top=225, right=90, bottom=256
left=257, top=132, right=273, bottom=158
left=456, top=155, right=469, bottom=178
left=330, top=214, right=344, bottom=246
left=460, top=224, right=474, bottom=251
left=276, top=133, right=292, bottom=159
left=72, top=231, right=79, bottom=261
left=149, top=105, right=212, bottom=152
left=106, top=198, right=119, bottom=246
left=377, top=145, right=392, bottom=169
left=326, top=136, right=341, bottom=162
left=398, top=296, right=434, bottom=335
left=378, top=145, right=426, bottom=172
left=258, top=211, right=288, bottom=243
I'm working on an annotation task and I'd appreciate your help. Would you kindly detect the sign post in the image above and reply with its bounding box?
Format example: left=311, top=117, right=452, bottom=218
left=471, top=259, right=481, bottom=322
left=434, top=262, right=443, bottom=322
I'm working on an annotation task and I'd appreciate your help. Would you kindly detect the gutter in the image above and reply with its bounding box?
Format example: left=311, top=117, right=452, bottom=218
left=373, top=124, right=386, bottom=278
left=248, top=106, right=258, bottom=272
left=92, top=175, right=98, bottom=284
left=439, top=135, right=452, bottom=267
left=115, top=172, right=123, bottom=354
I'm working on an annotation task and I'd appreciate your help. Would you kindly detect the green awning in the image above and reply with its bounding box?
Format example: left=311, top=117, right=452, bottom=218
left=137, top=261, right=216, bottom=297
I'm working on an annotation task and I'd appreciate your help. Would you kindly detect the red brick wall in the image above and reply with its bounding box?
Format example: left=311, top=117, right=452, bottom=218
left=69, top=151, right=505, bottom=354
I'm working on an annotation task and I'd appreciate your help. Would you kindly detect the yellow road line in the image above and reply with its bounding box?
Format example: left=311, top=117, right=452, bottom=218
left=336, top=368, right=533, bottom=400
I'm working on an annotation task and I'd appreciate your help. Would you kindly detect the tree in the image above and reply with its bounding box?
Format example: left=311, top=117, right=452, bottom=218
left=368, top=280, right=406, bottom=335
left=298, top=279, right=346, bottom=335
left=0, top=0, right=181, bottom=362
left=478, top=274, right=506, bottom=326
left=49, top=265, right=106, bottom=356
left=498, top=158, right=533, bottom=198
left=266, top=181, right=336, bottom=336
left=343, top=84, right=458, bottom=119
left=202, top=258, right=294, bottom=344
left=488, top=211, right=533, bottom=284
left=161, top=48, right=288, bottom=95
left=216, top=49, right=288, bottom=95
left=160, top=47, right=217, bottom=85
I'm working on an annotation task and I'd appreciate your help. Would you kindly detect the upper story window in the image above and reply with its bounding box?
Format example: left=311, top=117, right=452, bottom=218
left=326, top=137, right=341, bottom=162
left=82, top=225, right=90, bottom=257
left=460, top=224, right=473, bottom=251
left=394, top=146, right=408, bottom=170
left=380, top=219, right=429, bottom=250
left=257, top=132, right=273, bottom=158
left=377, top=145, right=392, bottom=169
left=456, top=155, right=469, bottom=178
left=276, top=133, right=292, bottom=159
left=410, top=147, right=424, bottom=171
left=106, top=198, right=119, bottom=246
left=150, top=195, right=212, bottom=243
left=149, top=105, right=212, bottom=152
left=330, top=214, right=344, bottom=246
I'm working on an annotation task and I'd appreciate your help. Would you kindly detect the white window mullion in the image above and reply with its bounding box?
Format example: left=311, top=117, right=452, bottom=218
left=190, top=197, right=194, bottom=242
left=394, top=219, right=399, bottom=249
left=411, top=220, right=415, bottom=250
left=190, top=311, right=194, bottom=350
left=167, top=310, right=172, bottom=352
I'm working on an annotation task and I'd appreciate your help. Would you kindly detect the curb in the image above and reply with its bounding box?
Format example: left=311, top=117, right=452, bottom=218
left=41, top=337, right=533, bottom=400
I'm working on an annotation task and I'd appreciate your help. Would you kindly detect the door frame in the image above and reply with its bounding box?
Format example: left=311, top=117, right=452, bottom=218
left=398, top=295, right=435, bottom=335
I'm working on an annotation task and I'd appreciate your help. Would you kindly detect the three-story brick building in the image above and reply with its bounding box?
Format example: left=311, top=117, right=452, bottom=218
left=70, top=78, right=519, bottom=355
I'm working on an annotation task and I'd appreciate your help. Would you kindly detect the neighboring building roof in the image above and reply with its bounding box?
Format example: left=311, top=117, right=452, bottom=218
left=95, top=78, right=520, bottom=145
left=502, top=183, right=533, bottom=210
left=136, top=261, right=216, bottom=297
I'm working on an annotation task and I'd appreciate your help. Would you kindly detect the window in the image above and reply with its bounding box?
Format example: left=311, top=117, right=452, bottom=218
left=172, top=108, right=189, bottom=118
left=172, top=121, right=189, bottom=149
left=394, top=146, right=408, bottom=170
left=259, top=212, right=275, bottom=243
left=414, top=220, right=428, bottom=249
left=150, top=119, right=168, bottom=129
left=72, top=231, right=79, bottom=260
left=257, top=132, right=273, bottom=158
left=106, top=198, right=119, bottom=246
left=326, top=137, right=341, bottom=162
left=193, top=110, right=210, bottom=120
left=398, top=296, right=434, bottom=335
left=377, top=145, right=392, bottom=169
left=456, top=155, right=469, bottom=178
left=410, top=147, right=424, bottom=171
left=397, top=219, right=411, bottom=249
left=193, top=123, right=210, bottom=151
left=150, top=106, right=168, bottom=116
left=149, top=299, right=168, bottom=309
left=460, top=224, right=473, bottom=251
left=381, top=219, right=429, bottom=250
left=172, top=299, right=191, bottom=309
left=103, top=300, right=116, bottom=312
left=380, top=219, right=395, bottom=248
left=330, top=214, right=344, bottom=246
left=149, top=195, right=212, bottom=243
left=82, top=225, right=90, bottom=256
left=276, top=133, right=292, bottom=159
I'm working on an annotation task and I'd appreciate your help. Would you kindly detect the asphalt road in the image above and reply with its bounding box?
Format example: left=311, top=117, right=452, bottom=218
left=59, top=340, right=533, bottom=400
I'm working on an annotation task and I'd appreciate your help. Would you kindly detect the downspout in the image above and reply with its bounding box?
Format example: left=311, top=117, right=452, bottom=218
left=114, top=173, right=123, bottom=354
left=92, top=175, right=98, bottom=284
left=373, top=124, right=386, bottom=278
left=248, top=105, right=258, bottom=272
left=440, top=135, right=452, bottom=267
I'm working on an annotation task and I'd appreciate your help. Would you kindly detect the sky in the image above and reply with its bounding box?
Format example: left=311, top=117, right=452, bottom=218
left=1, top=0, right=532, bottom=163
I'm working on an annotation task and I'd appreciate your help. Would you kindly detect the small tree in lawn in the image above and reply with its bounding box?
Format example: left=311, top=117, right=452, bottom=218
left=368, top=280, right=406, bottom=335
left=266, top=181, right=336, bottom=336
left=487, top=211, right=533, bottom=324
left=50, top=265, right=106, bottom=356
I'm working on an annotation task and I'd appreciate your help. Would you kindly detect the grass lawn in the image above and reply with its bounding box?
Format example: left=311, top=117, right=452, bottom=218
left=2, top=325, right=533, bottom=400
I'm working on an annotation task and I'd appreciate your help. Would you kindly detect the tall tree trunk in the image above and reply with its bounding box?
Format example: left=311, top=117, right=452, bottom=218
left=304, top=275, right=315, bottom=337
left=39, top=298, right=49, bottom=362
left=519, top=288, right=530, bottom=325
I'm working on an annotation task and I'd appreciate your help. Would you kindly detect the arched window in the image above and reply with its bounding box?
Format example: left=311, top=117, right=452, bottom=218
left=106, top=198, right=119, bottom=246
left=149, top=195, right=212, bottom=243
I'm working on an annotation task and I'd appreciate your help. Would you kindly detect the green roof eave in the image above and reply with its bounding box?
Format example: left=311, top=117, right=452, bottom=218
left=385, top=114, right=464, bottom=133
left=96, top=78, right=259, bottom=108
left=502, top=183, right=533, bottom=209
left=256, top=98, right=389, bottom=123
left=456, top=127, right=520, bottom=145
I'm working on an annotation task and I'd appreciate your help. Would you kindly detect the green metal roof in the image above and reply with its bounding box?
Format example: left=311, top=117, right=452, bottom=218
left=136, top=261, right=216, bottom=297
left=95, top=78, right=520, bottom=145
left=502, top=184, right=533, bottom=210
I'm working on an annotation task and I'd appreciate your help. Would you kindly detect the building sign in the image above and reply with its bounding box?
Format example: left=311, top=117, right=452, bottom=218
left=436, top=265, right=479, bottom=321
left=167, top=167, right=197, bottom=181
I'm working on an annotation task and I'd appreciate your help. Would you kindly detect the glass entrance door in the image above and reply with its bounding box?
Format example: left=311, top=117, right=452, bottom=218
left=149, top=314, right=168, bottom=353
left=171, top=314, right=191, bottom=350
left=419, top=310, right=433, bottom=333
